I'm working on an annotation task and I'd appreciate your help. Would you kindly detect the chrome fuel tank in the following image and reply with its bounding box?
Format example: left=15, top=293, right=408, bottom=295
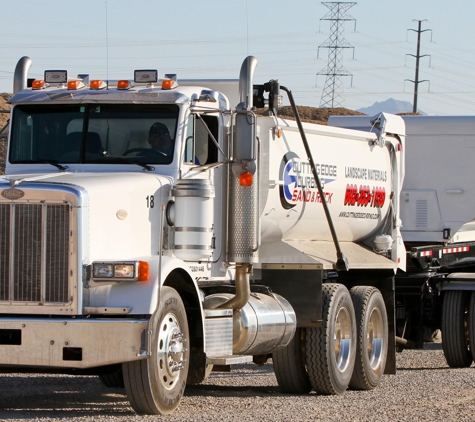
left=204, top=292, right=296, bottom=355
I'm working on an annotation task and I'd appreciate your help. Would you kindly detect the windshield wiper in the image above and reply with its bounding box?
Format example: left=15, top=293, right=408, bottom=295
left=129, top=161, right=155, bottom=171
left=100, top=157, right=155, bottom=171
left=38, top=160, right=68, bottom=171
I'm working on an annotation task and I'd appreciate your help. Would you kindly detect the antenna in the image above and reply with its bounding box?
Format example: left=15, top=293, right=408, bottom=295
left=105, top=1, right=109, bottom=87
left=245, top=0, right=249, bottom=56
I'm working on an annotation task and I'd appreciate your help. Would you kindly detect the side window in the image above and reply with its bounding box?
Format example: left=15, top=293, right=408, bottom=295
left=184, top=115, right=195, bottom=163
left=187, top=115, right=219, bottom=165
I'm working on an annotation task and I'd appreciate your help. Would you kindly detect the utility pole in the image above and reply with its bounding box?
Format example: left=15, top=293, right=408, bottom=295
left=317, top=2, right=356, bottom=108
left=406, top=20, right=432, bottom=113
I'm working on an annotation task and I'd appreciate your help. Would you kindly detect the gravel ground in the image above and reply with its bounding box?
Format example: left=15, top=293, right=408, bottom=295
left=0, top=343, right=474, bottom=422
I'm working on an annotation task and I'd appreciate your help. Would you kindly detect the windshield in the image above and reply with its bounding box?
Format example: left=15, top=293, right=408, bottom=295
left=9, top=103, right=180, bottom=165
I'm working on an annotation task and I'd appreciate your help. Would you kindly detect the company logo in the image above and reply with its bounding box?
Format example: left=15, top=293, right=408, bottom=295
left=1, top=189, right=25, bottom=200
left=279, top=153, right=299, bottom=209
left=279, top=153, right=336, bottom=210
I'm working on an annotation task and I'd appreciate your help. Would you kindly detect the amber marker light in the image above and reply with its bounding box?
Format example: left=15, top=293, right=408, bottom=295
left=138, top=261, right=150, bottom=282
left=161, top=79, right=174, bottom=89
left=277, top=128, right=282, bottom=138
left=90, top=79, right=106, bottom=89
left=239, top=172, right=253, bottom=187
left=31, top=80, right=45, bottom=89
left=117, top=80, right=131, bottom=89
left=67, top=80, right=82, bottom=90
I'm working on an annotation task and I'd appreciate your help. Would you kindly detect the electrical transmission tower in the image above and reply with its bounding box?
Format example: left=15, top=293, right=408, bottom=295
left=406, top=20, right=432, bottom=113
left=317, top=2, right=356, bottom=108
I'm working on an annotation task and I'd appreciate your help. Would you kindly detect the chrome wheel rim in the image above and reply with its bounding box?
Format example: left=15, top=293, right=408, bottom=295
left=157, top=312, right=187, bottom=391
left=334, top=307, right=352, bottom=372
left=367, top=307, right=384, bottom=370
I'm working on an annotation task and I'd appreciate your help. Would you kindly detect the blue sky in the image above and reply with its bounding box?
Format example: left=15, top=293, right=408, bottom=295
left=1, top=0, right=474, bottom=115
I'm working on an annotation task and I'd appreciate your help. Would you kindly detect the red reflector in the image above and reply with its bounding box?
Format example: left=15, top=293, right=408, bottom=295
left=420, top=250, right=433, bottom=257
left=443, top=246, right=470, bottom=254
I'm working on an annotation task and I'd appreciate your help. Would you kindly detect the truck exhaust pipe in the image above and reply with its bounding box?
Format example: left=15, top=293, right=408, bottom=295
left=216, top=264, right=251, bottom=310
left=238, top=56, right=258, bottom=109
left=13, top=56, right=32, bottom=94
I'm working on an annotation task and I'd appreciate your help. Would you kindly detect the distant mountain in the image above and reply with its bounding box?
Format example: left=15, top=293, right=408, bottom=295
left=357, top=98, right=426, bottom=115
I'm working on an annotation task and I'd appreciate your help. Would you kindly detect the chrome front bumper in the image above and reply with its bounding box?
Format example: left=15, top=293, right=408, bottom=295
left=0, top=317, right=148, bottom=369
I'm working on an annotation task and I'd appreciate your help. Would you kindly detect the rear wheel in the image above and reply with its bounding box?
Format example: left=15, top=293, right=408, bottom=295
left=123, top=286, right=189, bottom=415
left=272, top=328, right=311, bottom=394
left=305, top=283, right=356, bottom=395
left=349, top=286, right=388, bottom=390
left=441, top=290, right=472, bottom=368
left=469, top=291, right=475, bottom=363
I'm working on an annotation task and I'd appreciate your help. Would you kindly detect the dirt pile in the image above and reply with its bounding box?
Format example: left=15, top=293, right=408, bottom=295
left=255, top=106, right=365, bottom=124
left=0, top=94, right=11, bottom=173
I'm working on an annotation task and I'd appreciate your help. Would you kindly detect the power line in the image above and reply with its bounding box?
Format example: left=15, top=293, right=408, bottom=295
left=317, top=2, right=356, bottom=108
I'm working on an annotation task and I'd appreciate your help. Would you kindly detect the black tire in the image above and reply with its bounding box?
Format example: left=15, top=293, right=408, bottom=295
left=305, top=283, right=356, bottom=395
left=98, top=367, right=125, bottom=388
left=469, top=291, right=475, bottom=363
left=441, top=290, right=472, bottom=368
left=123, top=286, right=190, bottom=415
left=272, top=328, right=311, bottom=394
left=349, top=286, right=388, bottom=390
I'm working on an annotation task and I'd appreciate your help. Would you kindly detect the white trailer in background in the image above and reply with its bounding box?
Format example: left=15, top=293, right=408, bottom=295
left=0, top=56, right=405, bottom=415
left=330, top=114, right=475, bottom=368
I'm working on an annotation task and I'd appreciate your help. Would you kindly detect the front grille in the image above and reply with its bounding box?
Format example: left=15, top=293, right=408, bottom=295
left=0, top=202, right=71, bottom=303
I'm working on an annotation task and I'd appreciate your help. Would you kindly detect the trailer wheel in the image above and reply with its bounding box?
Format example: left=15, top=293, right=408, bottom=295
left=123, top=286, right=189, bottom=415
left=272, top=328, right=311, bottom=394
left=305, top=283, right=356, bottom=395
left=441, top=290, right=472, bottom=368
left=98, top=367, right=125, bottom=388
left=349, top=286, right=388, bottom=390
left=469, top=291, right=475, bottom=363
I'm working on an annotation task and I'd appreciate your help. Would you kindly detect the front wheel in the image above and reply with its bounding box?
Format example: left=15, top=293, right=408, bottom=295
left=123, top=286, right=190, bottom=415
left=349, top=286, right=388, bottom=390
left=305, top=283, right=356, bottom=395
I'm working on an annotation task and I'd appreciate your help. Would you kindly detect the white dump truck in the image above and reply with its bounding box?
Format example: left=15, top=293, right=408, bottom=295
left=329, top=114, right=475, bottom=368
left=0, top=56, right=405, bottom=415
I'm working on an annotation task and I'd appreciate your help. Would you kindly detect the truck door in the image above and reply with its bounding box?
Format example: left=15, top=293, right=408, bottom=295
left=181, top=113, right=226, bottom=268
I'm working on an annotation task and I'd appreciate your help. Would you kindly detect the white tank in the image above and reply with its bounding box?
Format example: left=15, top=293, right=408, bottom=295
left=256, top=116, right=404, bottom=244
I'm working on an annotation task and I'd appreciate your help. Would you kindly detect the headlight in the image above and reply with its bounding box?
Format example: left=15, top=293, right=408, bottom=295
left=92, top=261, right=149, bottom=282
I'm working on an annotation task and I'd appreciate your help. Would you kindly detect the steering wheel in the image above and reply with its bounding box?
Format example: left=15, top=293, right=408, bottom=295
left=123, top=148, right=166, bottom=156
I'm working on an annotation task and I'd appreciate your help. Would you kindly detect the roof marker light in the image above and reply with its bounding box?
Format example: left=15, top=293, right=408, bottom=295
left=32, top=80, right=46, bottom=90
left=67, top=80, right=85, bottom=90
left=117, top=80, right=133, bottom=90
left=90, top=79, right=107, bottom=89
left=162, top=73, right=178, bottom=90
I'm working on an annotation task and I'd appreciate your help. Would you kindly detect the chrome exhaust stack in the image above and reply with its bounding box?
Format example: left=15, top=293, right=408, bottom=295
left=223, top=56, right=259, bottom=311
left=13, top=56, right=32, bottom=94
